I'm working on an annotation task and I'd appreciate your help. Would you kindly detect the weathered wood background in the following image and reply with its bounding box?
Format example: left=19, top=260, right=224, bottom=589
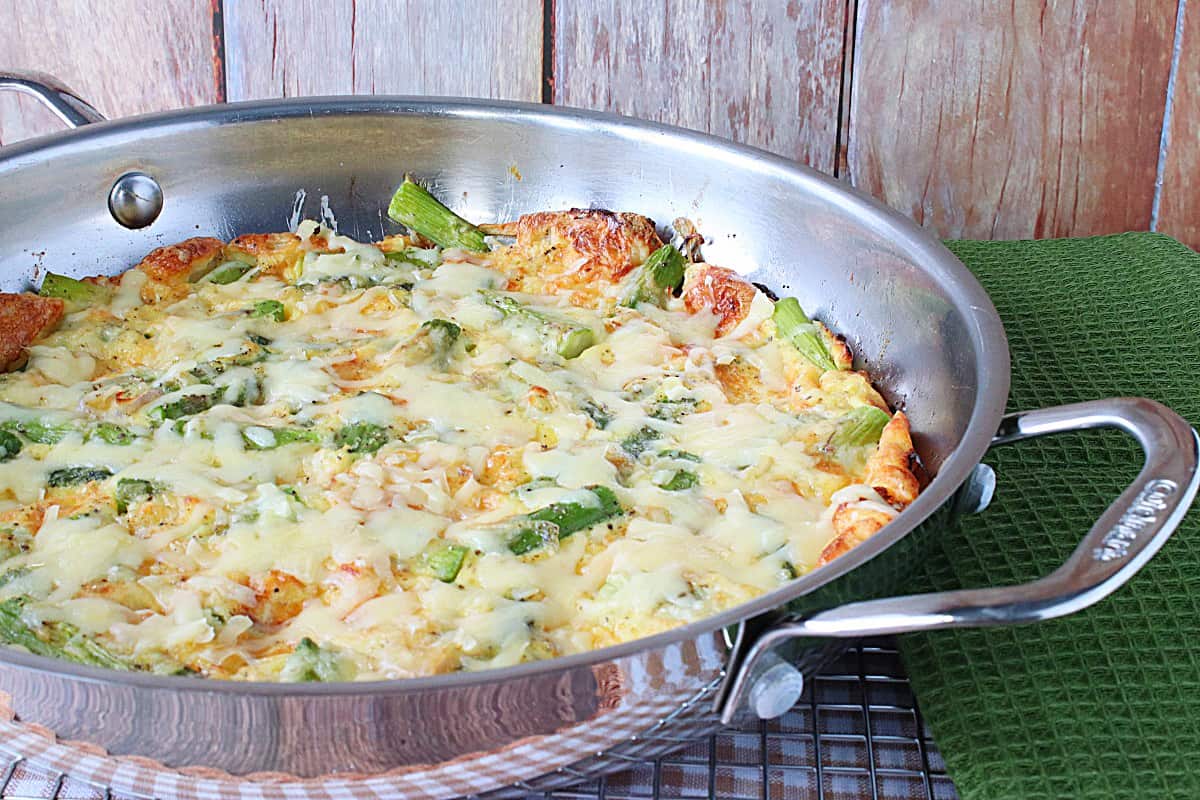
left=1, top=0, right=1194, bottom=247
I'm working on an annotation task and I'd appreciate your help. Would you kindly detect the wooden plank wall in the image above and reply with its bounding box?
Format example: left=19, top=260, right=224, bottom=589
left=0, top=0, right=1195, bottom=248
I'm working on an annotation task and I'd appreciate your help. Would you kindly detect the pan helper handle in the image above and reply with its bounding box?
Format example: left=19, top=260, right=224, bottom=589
left=719, top=397, right=1200, bottom=722
left=0, top=70, right=105, bottom=129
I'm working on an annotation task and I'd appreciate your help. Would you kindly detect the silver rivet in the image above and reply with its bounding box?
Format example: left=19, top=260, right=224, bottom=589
left=108, top=172, right=163, bottom=229
left=951, top=463, right=997, bottom=517
left=748, top=660, right=805, bottom=720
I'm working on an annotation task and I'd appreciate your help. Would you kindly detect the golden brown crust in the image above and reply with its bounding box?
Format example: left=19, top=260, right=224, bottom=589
left=136, top=237, right=225, bottom=303
left=817, top=321, right=854, bottom=370
left=485, top=208, right=663, bottom=288
left=866, top=411, right=920, bottom=508
left=0, top=292, right=65, bottom=371
left=682, top=264, right=758, bottom=337
left=248, top=570, right=312, bottom=626
left=819, top=503, right=895, bottom=565
left=818, top=412, right=919, bottom=566
left=713, top=357, right=764, bottom=404
left=226, top=233, right=303, bottom=277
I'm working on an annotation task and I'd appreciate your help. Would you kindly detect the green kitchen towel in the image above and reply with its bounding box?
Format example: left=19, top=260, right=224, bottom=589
left=898, top=233, right=1200, bottom=799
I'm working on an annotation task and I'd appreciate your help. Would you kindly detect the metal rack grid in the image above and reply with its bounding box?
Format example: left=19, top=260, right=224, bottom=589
left=0, top=640, right=957, bottom=800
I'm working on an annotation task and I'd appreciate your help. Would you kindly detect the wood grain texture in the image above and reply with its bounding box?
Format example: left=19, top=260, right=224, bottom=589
left=0, top=0, right=220, bottom=145
left=223, top=0, right=543, bottom=101
left=553, top=0, right=849, bottom=172
left=1157, top=1, right=1199, bottom=249
left=847, top=0, right=1176, bottom=239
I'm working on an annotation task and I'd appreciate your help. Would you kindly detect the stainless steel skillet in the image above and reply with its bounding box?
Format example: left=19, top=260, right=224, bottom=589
left=0, top=71, right=1195, bottom=793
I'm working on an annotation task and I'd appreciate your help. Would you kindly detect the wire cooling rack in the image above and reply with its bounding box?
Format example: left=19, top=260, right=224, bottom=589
left=0, top=640, right=957, bottom=800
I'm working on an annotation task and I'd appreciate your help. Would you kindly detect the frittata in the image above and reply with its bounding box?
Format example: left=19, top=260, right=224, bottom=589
left=0, top=182, right=918, bottom=681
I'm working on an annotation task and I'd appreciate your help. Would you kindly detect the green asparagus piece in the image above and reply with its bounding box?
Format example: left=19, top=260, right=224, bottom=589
left=242, top=426, right=322, bottom=450
left=772, top=297, right=838, bottom=372
left=282, top=637, right=351, bottom=682
left=657, top=470, right=699, bottom=491
left=414, top=540, right=469, bottom=582
left=90, top=422, right=135, bottom=446
left=0, top=597, right=131, bottom=670
left=0, top=598, right=57, bottom=658
left=580, top=399, right=612, bottom=430
left=335, top=422, right=389, bottom=454
left=649, top=397, right=699, bottom=421
left=508, top=486, right=623, bottom=555
left=621, top=244, right=687, bottom=308
left=0, top=431, right=20, bottom=462
left=0, top=567, right=30, bottom=588
left=1, top=420, right=71, bottom=445
left=60, top=633, right=131, bottom=671
left=506, top=520, right=560, bottom=557
left=251, top=300, right=286, bottom=321
left=206, top=262, right=252, bottom=285
left=39, top=273, right=112, bottom=306
left=384, top=247, right=442, bottom=267
left=830, top=405, right=891, bottom=448
left=47, top=466, right=113, bottom=488
left=387, top=178, right=488, bottom=252
left=402, top=318, right=462, bottom=367
left=659, top=449, right=701, bottom=463
left=149, top=392, right=216, bottom=423
left=114, top=478, right=164, bottom=514
left=620, top=426, right=661, bottom=458
left=480, top=291, right=597, bottom=359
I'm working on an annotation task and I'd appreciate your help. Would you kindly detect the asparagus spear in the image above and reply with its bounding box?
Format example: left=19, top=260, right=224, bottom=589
left=0, top=431, right=20, bottom=462
left=830, top=406, right=891, bottom=448
left=414, top=540, right=469, bottom=582
left=335, top=422, right=389, bottom=454
left=0, top=597, right=131, bottom=670
left=241, top=426, right=322, bottom=450
left=205, top=262, right=252, bottom=285
left=387, top=178, right=488, bottom=252
left=508, top=486, right=623, bottom=555
left=251, top=300, right=286, bottom=321
left=580, top=399, right=612, bottom=430
left=480, top=291, right=596, bottom=359
left=0, top=598, right=58, bottom=659
left=90, top=422, right=135, bottom=446
left=1, top=420, right=72, bottom=444
left=401, top=318, right=463, bottom=368
left=657, top=470, right=699, bottom=491
left=114, top=477, right=164, bottom=514
left=621, top=244, right=687, bottom=308
left=620, top=426, right=661, bottom=458
left=281, top=637, right=350, bottom=682
left=39, top=273, right=112, bottom=306
left=46, top=466, right=113, bottom=488
left=148, top=392, right=216, bottom=423
left=772, top=297, right=837, bottom=372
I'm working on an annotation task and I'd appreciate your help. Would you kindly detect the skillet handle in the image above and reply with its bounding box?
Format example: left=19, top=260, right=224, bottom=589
left=0, top=70, right=105, bottom=129
left=719, top=397, right=1200, bottom=723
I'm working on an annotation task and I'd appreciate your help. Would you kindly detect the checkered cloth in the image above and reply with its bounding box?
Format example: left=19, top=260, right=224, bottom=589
left=0, top=637, right=727, bottom=799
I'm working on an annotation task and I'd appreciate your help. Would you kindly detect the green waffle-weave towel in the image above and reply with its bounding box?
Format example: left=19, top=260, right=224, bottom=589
left=898, top=234, right=1200, bottom=799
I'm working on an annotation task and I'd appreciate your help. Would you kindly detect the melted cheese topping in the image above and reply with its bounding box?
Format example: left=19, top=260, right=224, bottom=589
left=0, top=221, right=901, bottom=681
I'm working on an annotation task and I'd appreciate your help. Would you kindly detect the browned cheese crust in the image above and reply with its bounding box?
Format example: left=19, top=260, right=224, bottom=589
left=681, top=264, right=758, bottom=337
left=482, top=209, right=662, bottom=292
left=818, top=411, right=919, bottom=566
left=713, top=357, right=765, bottom=404
left=225, top=232, right=304, bottom=277
left=136, top=237, right=226, bottom=303
left=0, top=293, right=65, bottom=371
